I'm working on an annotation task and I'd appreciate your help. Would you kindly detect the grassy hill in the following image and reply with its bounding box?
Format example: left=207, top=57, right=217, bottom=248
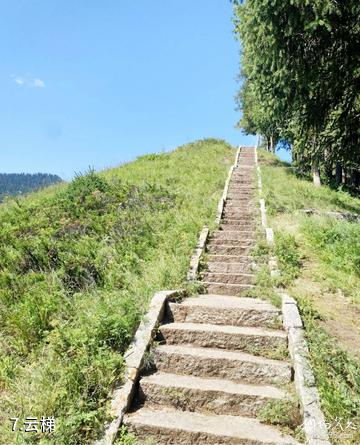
left=259, top=150, right=360, bottom=445
left=0, top=139, right=235, bottom=445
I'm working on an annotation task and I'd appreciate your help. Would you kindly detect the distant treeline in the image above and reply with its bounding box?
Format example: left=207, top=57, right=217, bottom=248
left=0, top=173, right=63, bottom=201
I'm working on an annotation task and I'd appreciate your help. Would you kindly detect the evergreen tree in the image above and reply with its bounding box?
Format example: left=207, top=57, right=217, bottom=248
left=233, top=0, right=360, bottom=186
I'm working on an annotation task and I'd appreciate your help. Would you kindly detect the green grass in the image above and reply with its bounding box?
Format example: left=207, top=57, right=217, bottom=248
left=259, top=149, right=360, bottom=444
left=0, top=139, right=234, bottom=445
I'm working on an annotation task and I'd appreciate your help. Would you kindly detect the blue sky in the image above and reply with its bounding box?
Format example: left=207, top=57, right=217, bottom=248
left=1, top=1, right=289, bottom=180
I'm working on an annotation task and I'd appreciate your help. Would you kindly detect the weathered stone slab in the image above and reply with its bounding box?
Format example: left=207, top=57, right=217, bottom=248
left=125, top=408, right=301, bottom=445
left=139, top=372, right=285, bottom=417
left=203, top=281, right=254, bottom=296
left=187, top=226, right=209, bottom=281
left=168, top=295, right=281, bottom=328
left=160, top=322, right=287, bottom=354
left=155, top=344, right=292, bottom=385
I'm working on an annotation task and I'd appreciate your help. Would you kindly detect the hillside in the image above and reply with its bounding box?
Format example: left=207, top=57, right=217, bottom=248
left=0, top=173, right=62, bottom=201
left=258, top=150, right=360, bottom=444
left=0, top=139, right=234, bottom=445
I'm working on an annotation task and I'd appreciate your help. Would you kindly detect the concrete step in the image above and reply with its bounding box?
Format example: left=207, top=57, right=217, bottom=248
left=167, top=294, right=281, bottom=328
left=206, top=261, right=254, bottom=274
left=206, top=254, right=253, bottom=264
left=207, top=238, right=254, bottom=247
left=139, top=372, right=286, bottom=417
left=203, top=281, right=254, bottom=296
left=211, top=230, right=254, bottom=240
left=159, top=322, right=287, bottom=354
left=154, top=344, right=292, bottom=385
left=124, top=408, right=300, bottom=444
left=201, top=271, right=254, bottom=284
left=206, top=244, right=252, bottom=255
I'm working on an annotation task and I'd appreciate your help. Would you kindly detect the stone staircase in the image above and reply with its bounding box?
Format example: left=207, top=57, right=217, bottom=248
left=124, top=147, right=301, bottom=444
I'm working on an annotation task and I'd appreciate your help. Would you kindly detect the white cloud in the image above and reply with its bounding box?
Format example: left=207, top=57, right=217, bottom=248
left=12, top=76, right=45, bottom=88
left=33, top=78, right=45, bottom=88
left=14, top=77, right=25, bottom=85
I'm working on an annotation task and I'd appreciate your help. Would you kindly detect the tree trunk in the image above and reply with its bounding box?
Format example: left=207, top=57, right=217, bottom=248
left=342, top=167, right=347, bottom=185
left=353, top=170, right=360, bottom=188
left=270, top=135, right=274, bottom=153
left=311, top=159, right=321, bottom=187
left=335, top=162, right=342, bottom=185
left=266, top=136, right=271, bottom=152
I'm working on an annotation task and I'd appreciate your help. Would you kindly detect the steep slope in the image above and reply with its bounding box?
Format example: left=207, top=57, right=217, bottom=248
left=0, top=139, right=234, bottom=445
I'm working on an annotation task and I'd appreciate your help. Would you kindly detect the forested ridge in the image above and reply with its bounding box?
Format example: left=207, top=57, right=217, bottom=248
left=233, top=0, right=360, bottom=187
left=0, top=173, right=63, bottom=201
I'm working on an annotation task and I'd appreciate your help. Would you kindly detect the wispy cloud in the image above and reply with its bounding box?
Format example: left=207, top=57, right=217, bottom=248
left=12, top=76, right=45, bottom=88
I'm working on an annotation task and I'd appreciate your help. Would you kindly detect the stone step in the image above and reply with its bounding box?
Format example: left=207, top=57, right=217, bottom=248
left=207, top=238, right=254, bottom=247
left=231, top=176, right=254, bottom=180
left=224, top=209, right=257, bottom=218
left=224, top=204, right=256, bottom=211
left=220, top=225, right=256, bottom=232
left=124, top=408, right=300, bottom=445
left=225, top=200, right=254, bottom=207
left=231, top=176, right=255, bottom=181
left=227, top=188, right=255, bottom=194
left=203, top=281, right=254, bottom=296
left=139, top=372, right=286, bottom=417
left=228, top=185, right=256, bottom=190
left=159, top=322, right=287, bottom=354
left=206, top=254, right=253, bottom=264
left=206, top=261, right=254, bottom=274
left=231, top=182, right=255, bottom=187
left=206, top=244, right=252, bottom=255
left=201, top=271, right=254, bottom=284
left=167, top=295, right=281, bottom=328
left=227, top=193, right=255, bottom=200
left=224, top=205, right=257, bottom=212
left=226, top=203, right=253, bottom=211
left=211, top=230, right=254, bottom=240
left=221, top=218, right=257, bottom=225
left=154, top=344, right=292, bottom=385
left=221, top=216, right=257, bottom=223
